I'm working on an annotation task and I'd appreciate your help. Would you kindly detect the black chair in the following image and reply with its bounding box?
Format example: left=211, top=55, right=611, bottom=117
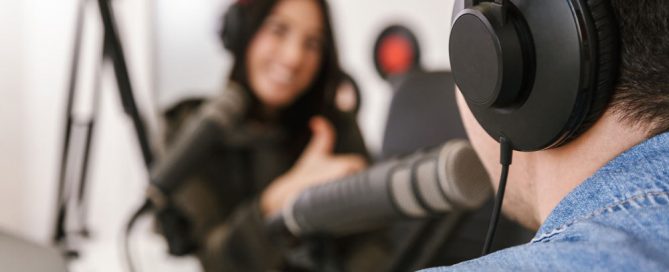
left=380, top=70, right=534, bottom=271
left=381, top=70, right=467, bottom=157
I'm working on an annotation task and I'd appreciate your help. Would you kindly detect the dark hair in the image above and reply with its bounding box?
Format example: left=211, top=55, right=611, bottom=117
left=220, top=0, right=343, bottom=151
left=610, top=0, right=669, bottom=137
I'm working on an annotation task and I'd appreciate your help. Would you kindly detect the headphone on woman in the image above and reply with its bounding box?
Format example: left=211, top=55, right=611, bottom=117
left=450, top=0, right=619, bottom=152
left=220, top=0, right=253, bottom=54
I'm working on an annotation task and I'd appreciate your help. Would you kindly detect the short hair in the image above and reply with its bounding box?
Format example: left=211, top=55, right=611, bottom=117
left=610, top=0, right=669, bottom=137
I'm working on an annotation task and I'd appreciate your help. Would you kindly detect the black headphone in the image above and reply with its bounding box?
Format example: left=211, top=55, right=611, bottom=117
left=220, top=0, right=251, bottom=54
left=449, top=0, right=619, bottom=151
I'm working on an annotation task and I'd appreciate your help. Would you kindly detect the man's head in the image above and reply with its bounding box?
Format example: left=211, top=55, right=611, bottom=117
left=456, top=0, right=669, bottom=229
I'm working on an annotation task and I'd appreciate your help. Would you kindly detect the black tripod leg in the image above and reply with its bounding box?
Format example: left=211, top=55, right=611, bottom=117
left=54, top=0, right=88, bottom=245
left=75, top=43, right=105, bottom=239
left=98, top=0, right=154, bottom=167
left=97, top=3, right=158, bottom=270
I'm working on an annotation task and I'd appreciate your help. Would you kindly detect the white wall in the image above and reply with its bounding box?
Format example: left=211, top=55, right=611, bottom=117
left=0, top=0, right=74, bottom=245
left=154, top=0, right=232, bottom=109
left=0, top=0, right=27, bottom=236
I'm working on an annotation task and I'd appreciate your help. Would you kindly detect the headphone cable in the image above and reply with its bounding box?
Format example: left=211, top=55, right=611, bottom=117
left=482, top=137, right=513, bottom=255
left=122, top=200, right=153, bottom=272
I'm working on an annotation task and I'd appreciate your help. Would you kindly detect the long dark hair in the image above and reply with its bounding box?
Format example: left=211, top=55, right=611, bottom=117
left=220, top=0, right=343, bottom=153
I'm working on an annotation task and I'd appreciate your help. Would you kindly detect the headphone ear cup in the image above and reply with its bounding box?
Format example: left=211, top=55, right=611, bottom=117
left=221, top=3, right=242, bottom=53
left=449, top=0, right=619, bottom=151
left=564, top=0, right=620, bottom=143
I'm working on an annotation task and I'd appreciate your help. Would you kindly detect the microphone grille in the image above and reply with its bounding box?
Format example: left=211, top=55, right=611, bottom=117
left=438, top=140, right=492, bottom=210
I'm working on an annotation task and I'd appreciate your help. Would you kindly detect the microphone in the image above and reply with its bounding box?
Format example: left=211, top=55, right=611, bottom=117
left=279, top=139, right=492, bottom=237
left=147, top=83, right=248, bottom=206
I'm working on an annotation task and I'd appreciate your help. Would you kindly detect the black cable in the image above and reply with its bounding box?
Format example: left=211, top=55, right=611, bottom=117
left=482, top=137, right=513, bottom=255
left=122, top=200, right=153, bottom=272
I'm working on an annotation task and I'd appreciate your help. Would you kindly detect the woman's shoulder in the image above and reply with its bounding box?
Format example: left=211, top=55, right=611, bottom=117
left=164, top=83, right=246, bottom=143
left=165, top=98, right=205, bottom=120
left=163, top=97, right=206, bottom=145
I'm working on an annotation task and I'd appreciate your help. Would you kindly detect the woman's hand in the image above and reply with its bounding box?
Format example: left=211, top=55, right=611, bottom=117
left=260, top=116, right=367, bottom=218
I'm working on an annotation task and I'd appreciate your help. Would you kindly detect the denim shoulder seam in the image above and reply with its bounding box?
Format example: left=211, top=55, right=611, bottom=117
left=531, top=191, right=669, bottom=243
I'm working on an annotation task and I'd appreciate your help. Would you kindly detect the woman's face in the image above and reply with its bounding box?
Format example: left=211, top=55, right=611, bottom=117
left=246, top=0, right=325, bottom=112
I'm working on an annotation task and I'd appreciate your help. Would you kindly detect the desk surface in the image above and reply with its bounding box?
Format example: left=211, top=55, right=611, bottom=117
left=0, top=232, right=68, bottom=272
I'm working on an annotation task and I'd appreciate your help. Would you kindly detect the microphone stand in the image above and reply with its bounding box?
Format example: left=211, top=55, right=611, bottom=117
left=53, top=0, right=155, bottom=258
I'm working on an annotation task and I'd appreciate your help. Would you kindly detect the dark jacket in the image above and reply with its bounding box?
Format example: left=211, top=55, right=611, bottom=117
left=160, top=86, right=391, bottom=272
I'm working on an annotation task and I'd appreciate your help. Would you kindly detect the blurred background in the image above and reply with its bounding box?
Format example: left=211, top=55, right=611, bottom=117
left=0, top=0, right=454, bottom=270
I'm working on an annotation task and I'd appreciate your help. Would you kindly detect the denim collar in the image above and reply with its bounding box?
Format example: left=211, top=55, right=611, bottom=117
left=532, top=131, right=669, bottom=242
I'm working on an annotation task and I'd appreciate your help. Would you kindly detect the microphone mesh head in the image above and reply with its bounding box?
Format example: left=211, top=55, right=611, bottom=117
left=438, top=140, right=492, bottom=210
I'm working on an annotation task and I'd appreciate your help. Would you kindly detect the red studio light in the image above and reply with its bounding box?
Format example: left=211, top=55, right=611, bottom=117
left=373, top=25, right=421, bottom=80
left=378, top=34, right=415, bottom=76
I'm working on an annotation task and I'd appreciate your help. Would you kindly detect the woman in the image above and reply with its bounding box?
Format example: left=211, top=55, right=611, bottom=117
left=160, top=0, right=390, bottom=270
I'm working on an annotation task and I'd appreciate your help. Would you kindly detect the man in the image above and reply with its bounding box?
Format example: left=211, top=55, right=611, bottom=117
left=426, top=1, right=669, bottom=270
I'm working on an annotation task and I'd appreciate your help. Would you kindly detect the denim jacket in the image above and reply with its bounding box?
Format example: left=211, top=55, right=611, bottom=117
left=423, top=131, right=669, bottom=271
